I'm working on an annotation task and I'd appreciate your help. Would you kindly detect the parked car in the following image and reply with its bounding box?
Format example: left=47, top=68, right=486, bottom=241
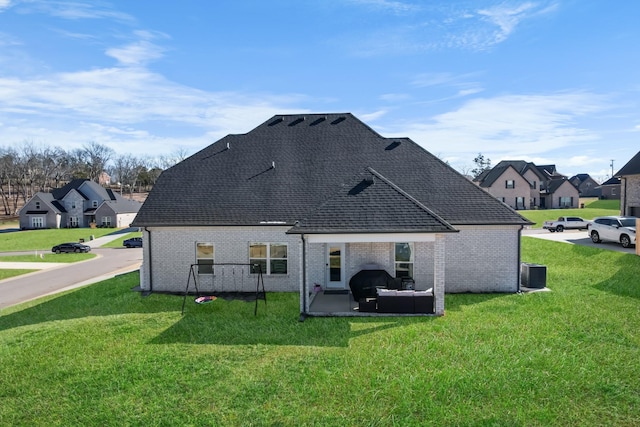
left=123, top=237, right=142, bottom=248
left=542, top=216, right=591, bottom=232
left=51, top=242, right=92, bottom=253
left=588, top=216, right=637, bottom=248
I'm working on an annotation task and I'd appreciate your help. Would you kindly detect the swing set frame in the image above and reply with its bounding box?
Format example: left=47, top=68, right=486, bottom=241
left=181, top=262, right=266, bottom=315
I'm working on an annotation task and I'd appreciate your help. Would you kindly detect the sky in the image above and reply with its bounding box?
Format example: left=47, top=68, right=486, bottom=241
left=0, top=0, right=638, bottom=181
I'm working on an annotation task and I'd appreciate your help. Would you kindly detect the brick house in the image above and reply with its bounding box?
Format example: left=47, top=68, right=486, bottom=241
left=475, top=161, right=580, bottom=209
left=132, top=113, right=531, bottom=317
left=19, top=179, right=142, bottom=229
left=616, top=151, right=640, bottom=217
left=600, top=177, right=621, bottom=200
left=474, top=161, right=546, bottom=209
left=569, top=174, right=601, bottom=198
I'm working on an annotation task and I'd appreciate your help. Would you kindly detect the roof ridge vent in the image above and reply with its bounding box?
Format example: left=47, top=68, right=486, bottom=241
left=310, top=117, right=326, bottom=126
left=268, top=117, right=284, bottom=126
left=288, top=117, right=305, bottom=127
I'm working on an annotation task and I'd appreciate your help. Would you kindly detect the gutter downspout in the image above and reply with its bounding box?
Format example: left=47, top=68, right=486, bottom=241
left=299, top=233, right=307, bottom=322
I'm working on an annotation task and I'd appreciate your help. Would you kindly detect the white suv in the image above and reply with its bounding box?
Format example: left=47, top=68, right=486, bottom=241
left=588, top=216, right=637, bottom=248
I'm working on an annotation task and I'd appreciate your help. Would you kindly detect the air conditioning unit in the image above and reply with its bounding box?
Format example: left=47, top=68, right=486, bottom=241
left=521, top=263, right=547, bottom=289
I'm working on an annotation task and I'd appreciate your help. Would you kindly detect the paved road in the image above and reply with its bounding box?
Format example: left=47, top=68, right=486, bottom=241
left=0, top=235, right=142, bottom=310
left=523, top=228, right=637, bottom=255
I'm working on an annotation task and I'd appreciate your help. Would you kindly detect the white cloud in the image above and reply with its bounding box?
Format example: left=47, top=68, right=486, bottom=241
left=477, top=2, right=539, bottom=44
left=347, top=0, right=420, bottom=14
left=396, top=91, right=607, bottom=159
left=0, top=0, right=10, bottom=11
left=21, top=0, right=134, bottom=22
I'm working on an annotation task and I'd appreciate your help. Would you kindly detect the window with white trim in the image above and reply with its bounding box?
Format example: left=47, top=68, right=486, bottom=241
left=250, top=243, right=288, bottom=275
left=505, top=180, right=515, bottom=189
left=69, top=217, right=79, bottom=227
left=196, top=243, right=214, bottom=274
left=35, top=201, right=41, bottom=209
left=395, top=242, right=414, bottom=278
left=92, top=200, right=98, bottom=208
left=101, top=216, right=112, bottom=227
left=32, top=217, right=44, bottom=228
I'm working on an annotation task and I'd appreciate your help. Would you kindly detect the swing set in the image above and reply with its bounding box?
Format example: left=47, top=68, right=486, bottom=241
left=181, top=263, right=266, bottom=315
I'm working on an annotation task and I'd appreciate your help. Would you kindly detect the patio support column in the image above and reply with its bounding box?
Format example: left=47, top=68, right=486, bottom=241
left=434, top=234, right=445, bottom=315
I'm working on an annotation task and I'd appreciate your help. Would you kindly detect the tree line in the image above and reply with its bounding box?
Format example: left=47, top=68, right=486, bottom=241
left=0, top=141, right=188, bottom=216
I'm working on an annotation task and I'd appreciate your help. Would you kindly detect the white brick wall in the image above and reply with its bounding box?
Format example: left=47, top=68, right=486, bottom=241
left=142, top=226, right=301, bottom=293
left=140, top=225, right=522, bottom=296
left=443, top=225, right=520, bottom=292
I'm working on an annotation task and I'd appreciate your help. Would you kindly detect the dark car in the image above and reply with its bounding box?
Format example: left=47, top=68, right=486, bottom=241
left=51, top=242, right=92, bottom=254
left=123, top=237, right=142, bottom=248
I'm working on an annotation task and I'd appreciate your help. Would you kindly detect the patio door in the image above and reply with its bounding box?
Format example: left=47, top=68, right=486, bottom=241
left=325, top=243, right=345, bottom=289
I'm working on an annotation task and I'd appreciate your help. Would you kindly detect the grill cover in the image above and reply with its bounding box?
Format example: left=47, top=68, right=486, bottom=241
left=349, top=269, right=400, bottom=301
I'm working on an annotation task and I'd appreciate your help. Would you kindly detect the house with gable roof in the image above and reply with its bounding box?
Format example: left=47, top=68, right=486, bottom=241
left=475, top=161, right=580, bottom=209
left=474, top=160, right=546, bottom=209
left=19, top=179, right=142, bottom=229
left=569, top=174, right=601, bottom=198
left=132, top=113, right=532, bottom=317
left=616, top=150, right=640, bottom=217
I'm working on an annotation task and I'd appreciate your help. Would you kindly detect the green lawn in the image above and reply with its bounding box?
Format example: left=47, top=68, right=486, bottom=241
left=1, top=238, right=639, bottom=426
left=0, top=269, right=37, bottom=280
left=519, top=199, right=620, bottom=228
left=0, top=227, right=119, bottom=252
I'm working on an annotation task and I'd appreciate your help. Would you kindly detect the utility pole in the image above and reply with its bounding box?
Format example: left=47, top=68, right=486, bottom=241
left=610, top=159, right=614, bottom=177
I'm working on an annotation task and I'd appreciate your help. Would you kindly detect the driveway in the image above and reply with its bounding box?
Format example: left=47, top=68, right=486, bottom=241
left=0, top=234, right=142, bottom=310
left=523, top=228, right=637, bottom=255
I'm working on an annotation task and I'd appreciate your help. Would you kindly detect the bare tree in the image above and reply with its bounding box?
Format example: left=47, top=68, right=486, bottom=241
left=110, top=154, right=143, bottom=197
left=80, top=141, right=114, bottom=183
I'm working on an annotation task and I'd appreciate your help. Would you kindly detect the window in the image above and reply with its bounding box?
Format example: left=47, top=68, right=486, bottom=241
left=250, top=243, right=288, bottom=275
left=71, top=201, right=77, bottom=209
left=532, top=181, right=537, bottom=189
left=515, top=197, right=525, bottom=209
left=505, top=180, right=515, bottom=189
left=101, top=216, right=112, bottom=227
left=395, top=243, right=414, bottom=278
left=31, top=217, right=44, bottom=228
left=196, top=243, right=214, bottom=274
left=35, top=201, right=40, bottom=209
left=69, top=217, right=79, bottom=227
left=92, top=200, right=98, bottom=208
left=559, top=197, right=573, bottom=208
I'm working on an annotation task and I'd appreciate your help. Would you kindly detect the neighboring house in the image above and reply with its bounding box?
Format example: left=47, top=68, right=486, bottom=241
left=475, top=161, right=580, bottom=209
left=542, top=178, right=580, bottom=209
left=600, top=177, right=621, bottom=200
left=132, top=113, right=532, bottom=317
left=19, top=179, right=142, bottom=229
left=615, top=151, right=640, bottom=217
left=569, top=174, right=601, bottom=198
left=474, top=160, right=546, bottom=209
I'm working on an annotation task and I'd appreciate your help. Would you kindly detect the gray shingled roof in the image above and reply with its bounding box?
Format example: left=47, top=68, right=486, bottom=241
left=616, top=151, right=640, bottom=176
left=133, top=113, right=530, bottom=228
left=287, top=167, right=458, bottom=234
left=50, top=178, right=140, bottom=213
